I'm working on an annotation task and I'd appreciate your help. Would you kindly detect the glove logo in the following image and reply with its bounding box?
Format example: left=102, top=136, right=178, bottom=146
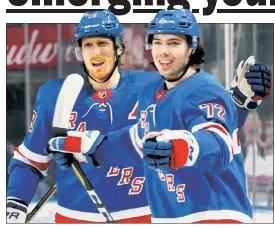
left=85, top=131, right=93, bottom=138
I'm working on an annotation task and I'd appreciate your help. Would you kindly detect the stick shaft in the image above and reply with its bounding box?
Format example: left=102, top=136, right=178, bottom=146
left=71, top=160, right=115, bottom=223
left=25, top=183, right=57, bottom=223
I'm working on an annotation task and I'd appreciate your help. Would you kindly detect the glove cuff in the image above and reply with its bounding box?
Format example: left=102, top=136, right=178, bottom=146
left=170, top=139, right=190, bottom=169
left=230, top=86, right=258, bottom=110
left=159, top=130, right=199, bottom=169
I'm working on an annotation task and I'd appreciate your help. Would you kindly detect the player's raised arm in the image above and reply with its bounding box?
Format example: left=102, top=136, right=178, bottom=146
left=230, top=56, right=271, bottom=129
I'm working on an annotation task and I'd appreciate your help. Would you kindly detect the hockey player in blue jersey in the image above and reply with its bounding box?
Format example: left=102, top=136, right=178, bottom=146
left=46, top=9, right=272, bottom=223
left=7, top=10, right=154, bottom=223
left=7, top=10, right=271, bottom=223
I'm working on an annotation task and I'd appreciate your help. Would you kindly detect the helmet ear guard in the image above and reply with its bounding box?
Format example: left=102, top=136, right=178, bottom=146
left=74, top=47, right=83, bottom=61
left=191, top=36, right=198, bottom=49
left=145, top=34, right=153, bottom=50
left=114, top=36, right=124, bottom=54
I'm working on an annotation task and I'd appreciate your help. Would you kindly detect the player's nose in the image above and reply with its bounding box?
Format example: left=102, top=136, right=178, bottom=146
left=91, top=46, right=101, bottom=56
left=160, top=44, right=170, bottom=55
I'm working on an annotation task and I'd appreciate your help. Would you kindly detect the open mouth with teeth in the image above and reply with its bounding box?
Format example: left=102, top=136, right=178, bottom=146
left=159, top=60, right=173, bottom=68
left=92, top=62, right=105, bottom=67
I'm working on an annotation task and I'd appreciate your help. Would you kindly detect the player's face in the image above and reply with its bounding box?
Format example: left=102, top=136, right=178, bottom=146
left=151, top=34, right=192, bottom=81
left=81, top=37, right=118, bottom=82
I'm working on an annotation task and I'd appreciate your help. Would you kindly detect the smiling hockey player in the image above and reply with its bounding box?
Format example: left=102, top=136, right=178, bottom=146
left=7, top=9, right=271, bottom=223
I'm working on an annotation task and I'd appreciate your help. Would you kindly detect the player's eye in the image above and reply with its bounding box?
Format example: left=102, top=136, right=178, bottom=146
left=98, top=41, right=109, bottom=46
left=83, top=42, right=93, bottom=48
left=152, top=41, right=162, bottom=46
left=168, top=41, right=180, bottom=46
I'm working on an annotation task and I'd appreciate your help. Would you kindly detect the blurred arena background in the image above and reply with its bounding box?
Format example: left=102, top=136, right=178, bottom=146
left=6, top=23, right=274, bottom=223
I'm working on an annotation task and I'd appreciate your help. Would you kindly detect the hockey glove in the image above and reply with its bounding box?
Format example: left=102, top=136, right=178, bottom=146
left=230, top=56, right=272, bottom=110
left=6, top=197, right=27, bottom=223
left=48, top=130, right=105, bottom=169
left=142, top=129, right=199, bottom=170
left=51, top=152, right=74, bottom=170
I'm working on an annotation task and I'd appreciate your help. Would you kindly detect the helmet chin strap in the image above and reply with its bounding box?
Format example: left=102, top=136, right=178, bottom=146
left=165, top=63, right=190, bottom=82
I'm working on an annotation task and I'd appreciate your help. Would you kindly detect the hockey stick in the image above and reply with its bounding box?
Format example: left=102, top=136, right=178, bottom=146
left=26, top=74, right=114, bottom=223
left=51, top=74, right=114, bottom=222
left=70, top=160, right=115, bottom=223
left=25, top=184, right=57, bottom=223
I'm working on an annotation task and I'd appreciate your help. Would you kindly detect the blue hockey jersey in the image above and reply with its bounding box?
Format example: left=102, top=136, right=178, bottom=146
left=95, top=70, right=253, bottom=223
left=7, top=70, right=159, bottom=223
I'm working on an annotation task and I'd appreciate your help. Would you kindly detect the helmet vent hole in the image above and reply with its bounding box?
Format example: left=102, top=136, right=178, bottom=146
left=104, top=22, right=118, bottom=29
left=163, top=13, right=173, bottom=16
left=149, top=23, right=156, bottom=28
left=178, top=22, right=191, bottom=28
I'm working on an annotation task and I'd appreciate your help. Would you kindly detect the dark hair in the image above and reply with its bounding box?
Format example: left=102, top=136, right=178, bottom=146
left=189, top=44, right=205, bottom=66
left=186, top=36, right=205, bottom=66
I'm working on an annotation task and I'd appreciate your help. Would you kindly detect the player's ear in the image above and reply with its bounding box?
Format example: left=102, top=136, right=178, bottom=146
left=186, top=48, right=195, bottom=64
left=117, top=46, right=123, bottom=56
